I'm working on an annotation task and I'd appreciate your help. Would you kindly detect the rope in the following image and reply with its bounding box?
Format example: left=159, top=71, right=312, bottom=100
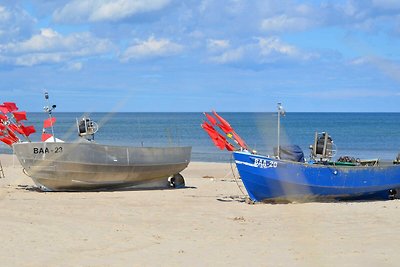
left=0, top=160, right=4, bottom=178
left=229, top=153, right=247, bottom=196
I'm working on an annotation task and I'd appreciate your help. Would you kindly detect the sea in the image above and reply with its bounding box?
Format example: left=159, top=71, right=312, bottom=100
left=1, top=112, right=400, bottom=162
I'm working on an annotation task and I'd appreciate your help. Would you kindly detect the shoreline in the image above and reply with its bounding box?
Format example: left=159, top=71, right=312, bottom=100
left=1, top=153, right=400, bottom=266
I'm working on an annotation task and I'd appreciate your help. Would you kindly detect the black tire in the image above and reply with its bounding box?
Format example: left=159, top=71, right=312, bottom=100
left=169, top=173, right=185, bottom=188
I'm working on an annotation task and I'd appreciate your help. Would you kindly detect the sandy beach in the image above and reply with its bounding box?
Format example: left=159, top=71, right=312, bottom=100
left=1, top=153, right=400, bottom=267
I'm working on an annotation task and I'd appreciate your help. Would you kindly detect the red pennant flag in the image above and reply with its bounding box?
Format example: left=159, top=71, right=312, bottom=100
left=215, top=133, right=227, bottom=150
left=41, top=133, right=53, bottom=141
left=7, top=129, right=19, bottom=142
left=212, top=111, right=233, bottom=132
left=201, top=122, right=218, bottom=139
left=204, top=112, right=217, bottom=126
left=0, top=137, right=15, bottom=146
left=0, top=114, right=7, bottom=121
left=12, top=111, right=27, bottom=122
left=232, top=132, right=248, bottom=149
left=201, top=122, right=226, bottom=150
left=225, top=141, right=236, bottom=151
left=9, top=124, right=24, bottom=135
left=20, top=125, right=36, bottom=136
left=43, top=117, right=56, bottom=128
left=0, top=123, right=5, bottom=131
left=217, top=123, right=232, bottom=134
left=0, top=105, right=9, bottom=114
left=3, top=102, right=18, bottom=112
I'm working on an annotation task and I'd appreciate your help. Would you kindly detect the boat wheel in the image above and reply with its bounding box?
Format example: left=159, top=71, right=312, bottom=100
left=389, top=189, right=397, bottom=200
left=169, top=173, right=185, bottom=188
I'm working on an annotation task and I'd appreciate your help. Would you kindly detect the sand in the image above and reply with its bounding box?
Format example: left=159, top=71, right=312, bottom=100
left=1, top=153, right=400, bottom=267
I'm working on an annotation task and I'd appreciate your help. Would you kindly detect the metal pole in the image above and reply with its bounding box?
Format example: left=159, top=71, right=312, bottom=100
left=322, top=132, right=328, bottom=158
left=277, top=103, right=281, bottom=159
left=44, top=91, right=56, bottom=142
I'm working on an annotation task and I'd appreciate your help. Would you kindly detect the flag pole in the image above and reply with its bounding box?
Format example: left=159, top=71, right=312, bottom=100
left=277, top=102, right=285, bottom=159
left=44, top=91, right=56, bottom=142
left=277, top=103, right=281, bottom=159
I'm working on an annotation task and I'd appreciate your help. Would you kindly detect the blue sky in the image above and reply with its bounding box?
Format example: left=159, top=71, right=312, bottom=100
left=0, top=0, right=399, bottom=112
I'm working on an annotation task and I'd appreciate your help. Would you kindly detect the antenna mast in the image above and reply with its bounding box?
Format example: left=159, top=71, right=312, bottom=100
left=277, top=102, right=285, bottom=159
left=43, top=91, right=57, bottom=142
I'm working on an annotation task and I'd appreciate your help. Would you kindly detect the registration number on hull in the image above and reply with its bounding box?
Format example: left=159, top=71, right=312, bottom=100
left=33, top=146, right=63, bottom=154
left=254, top=158, right=278, bottom=168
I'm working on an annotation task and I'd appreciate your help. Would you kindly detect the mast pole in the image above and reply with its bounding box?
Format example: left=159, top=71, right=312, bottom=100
left=277, top=102, right=281, bottom=159
left=44, top=91, right=56, bottom=142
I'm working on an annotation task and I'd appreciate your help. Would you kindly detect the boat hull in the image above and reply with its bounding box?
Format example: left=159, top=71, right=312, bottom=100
left=13, top=142, right=191, bottom=191
left=233, top=151, right=400, bottom=202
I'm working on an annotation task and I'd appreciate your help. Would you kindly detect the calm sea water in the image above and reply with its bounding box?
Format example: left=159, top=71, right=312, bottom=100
left=1, top=112, right=400, bottom=162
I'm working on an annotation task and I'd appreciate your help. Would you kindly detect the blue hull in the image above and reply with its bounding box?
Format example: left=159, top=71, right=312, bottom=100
left=233, top=151, right=400, bottom=202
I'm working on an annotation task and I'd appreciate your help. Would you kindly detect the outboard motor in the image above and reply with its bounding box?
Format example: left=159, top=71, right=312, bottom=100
left=77, top=117, right=98, bottom=141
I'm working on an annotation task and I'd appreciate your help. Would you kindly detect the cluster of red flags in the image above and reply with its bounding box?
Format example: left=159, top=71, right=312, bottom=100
left=42, top=117, right=56, bottom=141
left=201, top=110, right=248, bottom=152
left=0, top=102, right=36, bottom=146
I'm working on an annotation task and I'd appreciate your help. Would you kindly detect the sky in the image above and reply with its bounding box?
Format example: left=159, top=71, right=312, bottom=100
left=0, top=0, right=400, bottom=112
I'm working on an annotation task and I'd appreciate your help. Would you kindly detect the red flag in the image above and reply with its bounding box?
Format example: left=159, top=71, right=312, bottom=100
left=0, top=105, right=9, bottom=114
left=43, top=117, right=56, bottom=128
left=201, top=122, right=218, bottom=139
left=9, top=124, right=24, bottom=135
left=7, top=129, right=19, bottom=142
left=20, top=125, right=36, bottom=136
left=225, top=141, right=236, bottom=151
left=215, top=133, right=226, bottom=150
left=0, top=123, right=5, bottom=131
left=232, top=132, right=248, bottom=149
left=204, top=112, right=217, bottom=125
left=3, top=102, right=18, bottom=112
left=0, top=137, right=15, bottom=146
left=201, top=122, right=226, bottom=150
left=212, top=111, right=233, bottom=132
left=12, top=111, right=27, bottom=122
left=41, top=133, right=53, bottom=141
left=0, top=114, right=7, bottom=121
left=217, top=123, right=232, bottom=134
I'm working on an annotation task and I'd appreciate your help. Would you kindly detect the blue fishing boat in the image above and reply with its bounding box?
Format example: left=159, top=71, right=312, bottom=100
left=202, top=106, right=400, bottom=202
left=233, top=151, right=400, bottom=202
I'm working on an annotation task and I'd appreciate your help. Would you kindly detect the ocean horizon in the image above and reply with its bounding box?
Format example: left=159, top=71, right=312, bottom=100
left=1, top=112, right=400, bottom=162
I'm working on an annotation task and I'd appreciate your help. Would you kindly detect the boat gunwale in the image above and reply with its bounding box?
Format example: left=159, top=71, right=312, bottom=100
left=234, top=151, right=399, bottom=170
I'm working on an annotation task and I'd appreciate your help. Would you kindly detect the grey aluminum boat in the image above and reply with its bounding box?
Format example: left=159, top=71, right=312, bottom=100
left=13, top=141, right=191, bottom=191
left=5, top=93, right=191, bottom=191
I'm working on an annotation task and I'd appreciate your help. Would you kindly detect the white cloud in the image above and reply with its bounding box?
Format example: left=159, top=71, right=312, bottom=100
left=53, top=0, right=171, bottom=23
left=0, top=6, right=10, bottom=21
left=206, top=39, right=230, bottom=52
left=209, top=47, right=243, bottom=64
left=257, top=36, right=298, bottom=57
left=261, top=14, right=314, bottom=32
left=0, top=28, right=113, bottom=66
left=207, top=36, right=316, bottom=65
left=120, top=36, right=183, bottom=62
left=0, top=4, right=36, bottom=42
left=348, top=56, right=400, bottom=82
